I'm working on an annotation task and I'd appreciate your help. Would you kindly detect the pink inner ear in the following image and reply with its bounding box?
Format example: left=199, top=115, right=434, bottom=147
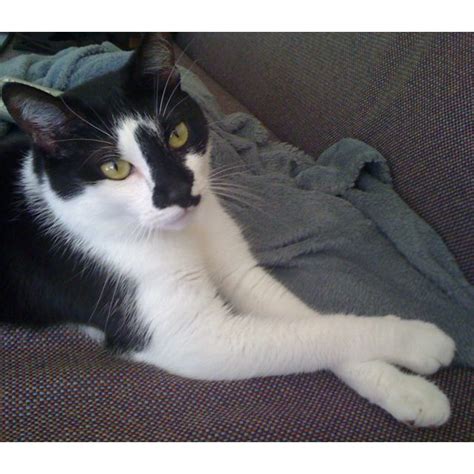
left=20, top=100, right=66, bottom=132
left=13, top=98, right=68, bottom=152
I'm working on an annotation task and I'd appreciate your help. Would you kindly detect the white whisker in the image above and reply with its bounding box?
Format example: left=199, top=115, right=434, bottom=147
left=161, top=58, right=199, bottom=119
left=59, top=97, right=115, bottom=140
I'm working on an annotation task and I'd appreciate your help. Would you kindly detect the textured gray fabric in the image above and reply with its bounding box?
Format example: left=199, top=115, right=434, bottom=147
left=0, top=41, right=130, bottom=135
left=175, top=33, right=474, bottom=286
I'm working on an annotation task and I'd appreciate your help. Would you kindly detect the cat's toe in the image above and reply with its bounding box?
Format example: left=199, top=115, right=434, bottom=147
left=388, top=319, right=455, bottom=375
left=380, top=375, right=451, bottom=428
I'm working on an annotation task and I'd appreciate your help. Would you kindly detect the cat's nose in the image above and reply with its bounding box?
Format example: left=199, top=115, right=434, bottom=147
left=153, top=183, right=200, bottom=209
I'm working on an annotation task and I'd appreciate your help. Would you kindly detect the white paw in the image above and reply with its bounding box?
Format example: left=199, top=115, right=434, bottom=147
left=384, top=317, right=455, bottom=375
left=379, top=374, right=451, bottom=427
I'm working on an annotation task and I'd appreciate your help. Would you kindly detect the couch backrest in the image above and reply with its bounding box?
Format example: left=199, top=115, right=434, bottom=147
left=175, top=33, right=474, bottom=284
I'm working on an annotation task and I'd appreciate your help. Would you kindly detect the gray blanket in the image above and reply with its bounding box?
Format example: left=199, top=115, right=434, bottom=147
left=1, top=44, right=473, bottom=366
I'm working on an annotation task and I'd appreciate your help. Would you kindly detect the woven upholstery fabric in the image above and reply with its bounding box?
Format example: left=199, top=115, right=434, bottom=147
left=1, top=325, right=472, bottom=442
left=176, top=32, right=474, bottom=285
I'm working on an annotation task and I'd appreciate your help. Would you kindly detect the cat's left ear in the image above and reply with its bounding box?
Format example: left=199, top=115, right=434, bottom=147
left=2, top=82, right=72, bottom=152
left=128, top=33, right=180, bottom=89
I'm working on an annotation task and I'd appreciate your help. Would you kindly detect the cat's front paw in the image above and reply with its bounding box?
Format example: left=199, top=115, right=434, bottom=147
left=379, top=374, right=451, bottom=428
left=383, top=317, right=455, bottom=375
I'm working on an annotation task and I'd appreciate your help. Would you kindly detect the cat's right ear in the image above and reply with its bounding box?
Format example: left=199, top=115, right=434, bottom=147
left=127, top=33, right=179, bottom=89
left=2, top=82, right=72, bottom=152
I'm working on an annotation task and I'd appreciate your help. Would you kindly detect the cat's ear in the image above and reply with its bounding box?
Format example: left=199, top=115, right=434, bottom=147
left=128, top=33, right=179, bottom=89
left=2, top=82, right=72, bottom=152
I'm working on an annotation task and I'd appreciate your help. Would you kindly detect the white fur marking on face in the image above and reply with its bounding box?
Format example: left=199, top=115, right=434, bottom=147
left=116, top=117, right=154, bottom=186
left=185, top=146, right=211, bottom=196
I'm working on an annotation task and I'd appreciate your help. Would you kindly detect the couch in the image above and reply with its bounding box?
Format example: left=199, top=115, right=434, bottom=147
left=1, top=32, right=472, bottom=441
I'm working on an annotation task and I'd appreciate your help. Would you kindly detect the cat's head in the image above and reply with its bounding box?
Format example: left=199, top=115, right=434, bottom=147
left=3, top=33, right=210, bottom=234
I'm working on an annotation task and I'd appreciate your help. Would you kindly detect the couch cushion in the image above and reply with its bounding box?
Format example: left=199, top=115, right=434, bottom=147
left=1, top=325, right=472, bottom=441
left=175, top=33, right=474, bottom=285
left=175, top=45, right=253, bottom=116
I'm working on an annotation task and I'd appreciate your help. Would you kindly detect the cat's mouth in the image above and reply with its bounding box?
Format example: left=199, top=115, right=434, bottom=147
left=158, top=206, right=197, bottom=231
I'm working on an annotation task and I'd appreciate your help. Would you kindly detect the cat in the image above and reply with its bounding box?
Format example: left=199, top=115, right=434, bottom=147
left=0, top=33, right=455, bottom=427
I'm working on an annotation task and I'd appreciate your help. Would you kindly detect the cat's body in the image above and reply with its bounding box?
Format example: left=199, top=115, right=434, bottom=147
left=0, top=34, right=455, bottom=427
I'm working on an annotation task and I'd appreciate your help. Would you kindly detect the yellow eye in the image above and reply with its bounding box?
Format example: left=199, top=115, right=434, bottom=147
left=168, top=122, right=189, bottom=149
left=100, top=159, right=131, bottom=180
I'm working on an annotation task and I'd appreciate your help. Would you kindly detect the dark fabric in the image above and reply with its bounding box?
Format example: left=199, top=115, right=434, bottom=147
left=1, top=325, right=472, bottom=442
left=11, top=33, right=137, bottom=54
left=175, top=32, right=474, bottom=285
left=175, top=46, right=255, bottom=117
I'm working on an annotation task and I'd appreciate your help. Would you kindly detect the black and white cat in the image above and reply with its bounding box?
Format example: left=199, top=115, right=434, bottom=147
left=0, top=34, right=455, bottom=427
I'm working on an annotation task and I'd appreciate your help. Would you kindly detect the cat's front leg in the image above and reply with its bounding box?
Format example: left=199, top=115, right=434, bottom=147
left=131, top=288, right=454, bottom=382
left=131, top=281, right=454, bottom=425
left=217, top=260, right=455, bottom=376
left=217, top=261, right=454, bottom=427
left=195, top=194, right=455, bottom=426
left=201, top=195, right=454, bottom=377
